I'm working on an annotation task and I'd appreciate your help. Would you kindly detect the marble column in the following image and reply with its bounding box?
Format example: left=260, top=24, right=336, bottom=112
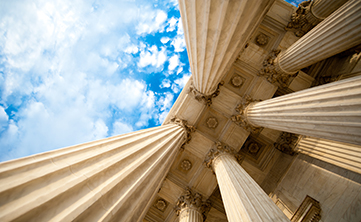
left=0, top=119, right=194, bottom=222
left=286, top=0, right=348, bottom=37
left=244, top=75, right=361, bottom=146
left=175, top=188, right=210, bottom=222
left=296, top=136, right=361, bottom=174
left=178, top=0, right=274, bottom=96
left=205, top=142, right=290, bottom=222
left=277, top=0, right=361, bottom=74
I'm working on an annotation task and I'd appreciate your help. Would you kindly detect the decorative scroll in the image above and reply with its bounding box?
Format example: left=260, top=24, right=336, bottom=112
left=231, top=95, right=263, bottom=134
left=205, top=141, right=244, bottom=169
left=258, top=50, right=297, bottom=88
left=274, top=132, right=300, bottom=156
left=189, top=81, right=224, bottom=106
left=175, top=188, right=211, bottom=219
left=285, top=0, right=321, bottom=37
left=168, top=117, right=196, bottom=150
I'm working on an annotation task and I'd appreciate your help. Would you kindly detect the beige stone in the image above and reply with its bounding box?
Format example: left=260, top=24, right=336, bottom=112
left=246, top=75, right=361, bottom=145
left=178, top=0, right=275, bottom=95
left=0, top=124, right=186, bottom=222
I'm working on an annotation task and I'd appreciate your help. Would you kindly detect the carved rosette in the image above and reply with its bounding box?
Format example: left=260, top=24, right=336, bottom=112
left=175, top=188, right=211, bottom=219
left=274, top=132, right=300, bottom=155
left=168, top=117, right=196, bottom=150
left=285, top=0, right=321, bottom=37
left=258, top=50, right=297, bottom=88
left=256, top=33, right=269, bottom=46
left=154, top=198, right=168, bottom=212
left=180, top=159, right=192, bottom=171
left=188, top=81, right=224, bottom=106
left=205, top=142, right=244, bottom=170
left=231, top=95, right=263, bottom=134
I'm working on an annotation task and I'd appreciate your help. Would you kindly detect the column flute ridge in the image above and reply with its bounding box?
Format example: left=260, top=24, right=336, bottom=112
left=244, top=76, right=361, bottom=145
left=0, top=123, right=189, bottom=222
left=285, top=0, right=348, bottom=37
left=178, top=0, right=274, bottom=95
left=0, top=125, right=178, bottom=193
left=175, top=188, right=211, bottom=222
left=204, top=141, right=290, bottom=222
left=279, top=0, right=361, bottom=73
left=296, top=137, right=361, bottom=174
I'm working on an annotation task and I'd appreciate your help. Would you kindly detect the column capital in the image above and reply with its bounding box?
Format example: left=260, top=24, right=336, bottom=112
left=205, top=142, right=244, bottom=170
left=274, top=132, right=300, bottom=156
left=167, top=117, right=196, bottom=149
left=285, top=0, right=321, bottom=37
left=188, top=81, right=224, bottom=106
left=175, top=188, right=211, bottom=218
left=231, top=95, right=263, bottom=134
left=258, top=50, right=298, bottom=87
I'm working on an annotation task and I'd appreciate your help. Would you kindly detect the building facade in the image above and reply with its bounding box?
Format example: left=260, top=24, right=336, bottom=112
left=0, top=0, right=361, bottom=221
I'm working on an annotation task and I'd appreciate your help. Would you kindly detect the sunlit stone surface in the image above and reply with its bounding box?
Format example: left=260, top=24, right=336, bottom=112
left=1, top=0, right=361, bottom=221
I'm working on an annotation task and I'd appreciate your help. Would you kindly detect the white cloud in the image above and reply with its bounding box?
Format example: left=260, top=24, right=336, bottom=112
left=136, top=10, right=167, bottom=35
left=138, top=45, right=167, bottom=68
left=175, top=73, right=191, bottom=88
left=92, top=119, right=109, bottom=139
left=168, top=54, right=180, bottom=71
left=112, top=120, right=134, bottom=136
left=0, top=0, right=185, bottom=161
left=172, top=73, right=191, bottom=93
left=177, top=19, right=184, bottom=36
left=160, top=37, right=170, bottom=44
left=177, top=67, right=183, bottom=74
left=124, top=45, right=139, bottom=54
left=166, top=17, right=178, bottom=32
left=171, top=36, right=186, bottom=52
left=160, top=79, right=171, bottom=88
left=155, top=92, right=174, bottom=124
left=0, top=106, right=8, bottom=130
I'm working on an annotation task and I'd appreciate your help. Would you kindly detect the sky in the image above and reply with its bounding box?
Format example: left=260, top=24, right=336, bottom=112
left=0, top=0, right=302, bottom=162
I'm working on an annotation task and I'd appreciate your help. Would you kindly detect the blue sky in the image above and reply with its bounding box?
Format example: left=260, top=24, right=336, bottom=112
left=0, top=0, right=191, bottom=162
left=0, top=0, right=302, bottom=162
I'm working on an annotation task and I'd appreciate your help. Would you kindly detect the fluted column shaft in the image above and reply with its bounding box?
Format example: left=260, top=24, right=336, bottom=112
left=179, top=0, right=274, bottom=95
left=0, top=124, right=186, bottom=222
left=296, top=136, right=361, bottom=174
left=179, top=207, right=203, bottom=222
left=310, top=0, right=348, bottom=20
left=212, top=153, right=290, bottom=222
left=245, top=75, right=361, bottom=145
left=278, top=0, right=361, bottom=74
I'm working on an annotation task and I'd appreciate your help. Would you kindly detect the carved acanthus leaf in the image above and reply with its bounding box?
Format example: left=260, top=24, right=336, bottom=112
left=175, top=188, right=211, bottom=217
left=285, top=0, right=321, bottom=37
left=274, top=132, right=300, bottom=155
left=188, top=81, right=224, bottom=106
left=204, top=142, right=244, bottom=170
left=258, top=50, right=297, bottom=88
left=231, top=95, right=263, bottom=134
left=168, top=117, right=196, bottom=150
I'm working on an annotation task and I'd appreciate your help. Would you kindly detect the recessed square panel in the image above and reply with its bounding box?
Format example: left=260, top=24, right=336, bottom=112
left=222, top=63, right=256, bottom=97
left=196, top=107, right=229, bottom=140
